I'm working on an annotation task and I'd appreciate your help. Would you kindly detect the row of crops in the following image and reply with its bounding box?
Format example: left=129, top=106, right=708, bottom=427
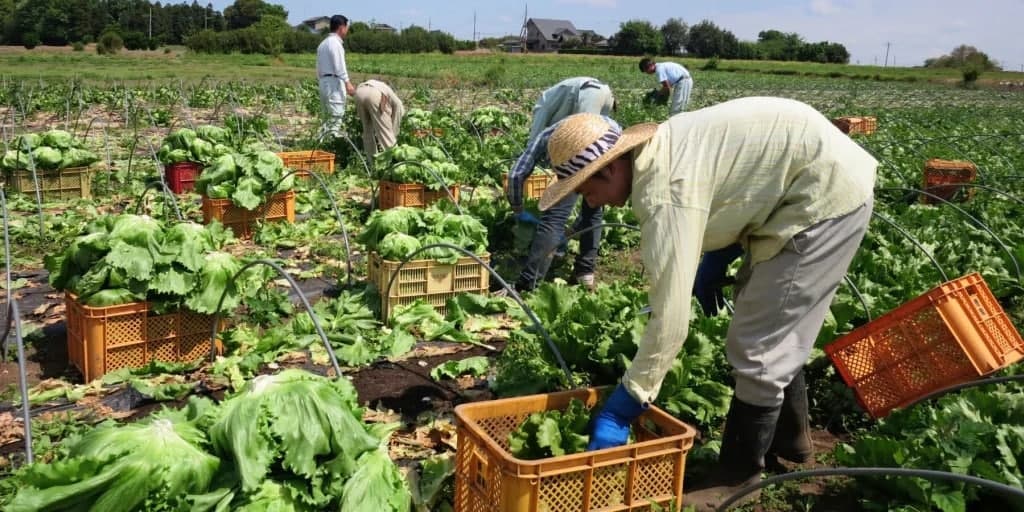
left=0, top=69, right=1023, bottom=511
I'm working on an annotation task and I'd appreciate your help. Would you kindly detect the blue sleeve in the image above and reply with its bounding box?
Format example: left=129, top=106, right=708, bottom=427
left=507, top=125, right=555, bottom=209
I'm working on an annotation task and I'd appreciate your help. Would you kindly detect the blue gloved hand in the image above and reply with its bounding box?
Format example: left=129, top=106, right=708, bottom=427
left=588, top=384, right=647, bottom=451
left=514, top=211, right=540, bottom=225
left=693, top=243, right=744, bottom=316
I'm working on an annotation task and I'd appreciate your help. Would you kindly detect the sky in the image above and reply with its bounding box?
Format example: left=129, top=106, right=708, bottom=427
left=210, top=0, right=1024, bottom=72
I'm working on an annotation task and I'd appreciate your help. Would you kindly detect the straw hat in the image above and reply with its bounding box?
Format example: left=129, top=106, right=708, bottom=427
left=539, top=114, right=659, bottom=211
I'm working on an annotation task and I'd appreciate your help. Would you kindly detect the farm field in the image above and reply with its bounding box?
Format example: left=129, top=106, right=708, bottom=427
left=0, top=50, right=1023, bottom=511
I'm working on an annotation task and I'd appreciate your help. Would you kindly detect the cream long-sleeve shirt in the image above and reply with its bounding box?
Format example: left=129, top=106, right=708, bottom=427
left=316, top=33, right=348, bottom=81
left=622, top=97, right=877, bottom=404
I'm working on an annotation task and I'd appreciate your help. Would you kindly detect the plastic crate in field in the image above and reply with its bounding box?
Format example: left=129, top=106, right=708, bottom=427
left=454, top=388, right=697, bottom=512
left=503, top=172, right=556, bottom=200
left=825, top=273, right=1024, bottom=418
left=277, top=150, right=335, bottom=179
left=368, top=251, right=489, bottom=319
left=201, top=190, right=295, bottom=239
left=832, top=116, right=877, bottom=135
left=6, top=167, right=92, bottom=201
left=378, top=180, right=460, bottom=210
left=164, top=162, right=202, bottom=194
left=921, top=158, right=977, bottom=204
left=65, top=294, right=220, bottom=382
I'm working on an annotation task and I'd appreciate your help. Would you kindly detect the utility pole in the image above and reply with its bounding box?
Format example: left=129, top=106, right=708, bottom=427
left=884, top=42, right=891, bottom=67
left=148, top=6, right=152, bottom=40
left=473, top=11, right=478, bottom=48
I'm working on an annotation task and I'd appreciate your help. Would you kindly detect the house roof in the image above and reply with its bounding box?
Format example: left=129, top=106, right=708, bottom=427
left=528, top=18, right=578, bottom=41
left=371, top=23, right=397, bottom=31
left=302, top=16, right=329, bottom=25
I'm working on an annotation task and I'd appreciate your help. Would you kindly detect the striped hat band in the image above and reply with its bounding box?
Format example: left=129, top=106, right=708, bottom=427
left=553, top=126, right=622, bottom=178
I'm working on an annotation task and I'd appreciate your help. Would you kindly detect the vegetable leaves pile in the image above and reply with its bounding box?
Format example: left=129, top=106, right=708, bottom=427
left=2, top=130, right=99, bottom=171
left=376, top=144, right=463, bottom=188
left=44, top=214, right=244, bottom=313
left=195, top=149, right=295, bottom=210
left=358, top=206, right=488, bottom=264
left=157, top=126, right=232, bottom=166
left=508, top=398, right=592, bottom=460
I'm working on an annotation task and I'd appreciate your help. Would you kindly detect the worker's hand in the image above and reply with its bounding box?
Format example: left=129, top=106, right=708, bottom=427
left=514, top=211, right=539, bottom=225
left=588, top=385, right=646, bottom=451
left=693, top=243, right=744, bottom=316
left=345, top=81, right=356, bottom=96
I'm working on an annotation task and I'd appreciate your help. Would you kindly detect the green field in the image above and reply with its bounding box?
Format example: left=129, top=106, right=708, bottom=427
left=1, top=49, right=1024, bottom=512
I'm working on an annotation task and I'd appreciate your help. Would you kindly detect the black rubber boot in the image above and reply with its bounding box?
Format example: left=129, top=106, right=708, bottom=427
left=685, top=397, right=781, bottom=512
left=768, top=369, right=814, bottom=464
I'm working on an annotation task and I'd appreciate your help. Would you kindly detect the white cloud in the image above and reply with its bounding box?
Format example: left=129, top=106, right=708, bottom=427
left=809, top=0, right=841, bottom=15
left=555, top=0, right=618, bottom=8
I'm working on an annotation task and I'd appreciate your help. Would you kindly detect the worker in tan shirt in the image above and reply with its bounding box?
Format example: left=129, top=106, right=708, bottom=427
left=537, top=97, right=876, bottom=510
left=354, top=80, right=405, bottom=163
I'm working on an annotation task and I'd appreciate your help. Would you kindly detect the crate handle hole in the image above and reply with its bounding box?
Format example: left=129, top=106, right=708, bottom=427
left=970, top=295, right=989, bottom=317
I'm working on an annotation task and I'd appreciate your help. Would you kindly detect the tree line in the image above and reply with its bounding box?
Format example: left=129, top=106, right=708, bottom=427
left=0, top=0, right=472, bottom=55
left=611, top=19, right=851, bottom=63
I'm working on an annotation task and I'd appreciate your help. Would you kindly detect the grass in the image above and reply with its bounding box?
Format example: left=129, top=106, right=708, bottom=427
left=1, top=46, right=1021, bottom=87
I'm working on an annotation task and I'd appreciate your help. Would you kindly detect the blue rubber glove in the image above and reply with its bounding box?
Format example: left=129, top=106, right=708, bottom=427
left=588, top=384, right=647, bottom=451
left=514, top=211, right=540, bottom=225
left=693, top=243, right=744, bottom=316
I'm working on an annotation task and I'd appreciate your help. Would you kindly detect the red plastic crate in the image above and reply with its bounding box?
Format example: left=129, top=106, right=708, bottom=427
left=825, top=273, right=1024, bottom=418
left=164, top=162, right=203, bottom=194
left=921, top=158, right=977, bottom=204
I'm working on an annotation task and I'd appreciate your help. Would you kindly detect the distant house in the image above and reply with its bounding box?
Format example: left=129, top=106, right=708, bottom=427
left=501, top=36, right=523, bottom=53
left=523, top=18, right=603, bottom=52
left=299, top=16, right=330, bottom=33
left=370, top=23, right=398, bottom=33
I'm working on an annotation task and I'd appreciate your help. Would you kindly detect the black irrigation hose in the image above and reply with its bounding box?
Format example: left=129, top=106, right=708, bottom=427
left=381, top=242, right=575, bottom=388
left=132, top=179, right=184, bottom=222
left=903, top=374, right=1024, bottom=409
left=919, top=182, right=1024, bottom=209
left=841, top=275, right=872, bottom=323
left=208, top=258, right=343, bottom=378
left=294, top=169, right=355, bottom=287
left=876, top=187, right=1022, bottom=281
left=0, top=190, right=12, bottom=358
left=869, top=211, right=949, bottom=281
left=717, top=467, right=1024, bottom=511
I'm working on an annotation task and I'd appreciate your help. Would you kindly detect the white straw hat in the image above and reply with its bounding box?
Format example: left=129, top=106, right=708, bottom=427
left=539, top=114, right=658, bottom=211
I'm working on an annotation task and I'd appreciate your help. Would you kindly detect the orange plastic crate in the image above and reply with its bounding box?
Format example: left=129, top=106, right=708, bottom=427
left=378, top=180, right=460, bottom=210
left=368, top=251, right=489, bottom=319
left=921, top=158, right=977, bottom=204
left=65, top=294, right=219, bottom=382
left=277, top=150, right=335, bottom=179
left=832, top=116, right=877, bottom=135
left=454, top=388, right=697, bottom=512
left=503, top=172, right=556, bottom=200
left=201, top=190, right=295, bottom=239
left=825, top=273, right=1024, bottom=418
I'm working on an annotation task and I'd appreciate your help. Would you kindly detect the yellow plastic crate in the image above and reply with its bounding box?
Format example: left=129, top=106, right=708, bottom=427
left=277, top=150, right=335, bottom=179
left=368, top=251, right=489, bottom=319
left=503, top=172, right=556, bottom=200
left=454, top=388, right=697, bottom=512
left=6, top=166, right=92, bottom=201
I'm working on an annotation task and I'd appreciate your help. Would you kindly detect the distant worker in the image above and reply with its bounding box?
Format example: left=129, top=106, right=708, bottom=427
left=316, top=15, right=355, bottom=139
left=639, top=57, right=693, bottom=115
left=506, top=77, right=615, bottom=292
left=354, top=80, right=405, bottom=163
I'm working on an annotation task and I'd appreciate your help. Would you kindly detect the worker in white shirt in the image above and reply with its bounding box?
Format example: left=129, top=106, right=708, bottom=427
left=537, top=98, right=876, bottom=510
left=639, top=58, right=692, bottom=115
left=316, top=15, right=355, bottom=139
left=506, top=77, right=615, bottom=291
left=354, top=80, right=405, bottom=163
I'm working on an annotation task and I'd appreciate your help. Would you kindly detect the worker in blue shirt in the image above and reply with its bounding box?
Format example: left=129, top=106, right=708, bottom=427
left=506, top=77, right=615, bottom=291
left=639, top=58, right=693, bottom=115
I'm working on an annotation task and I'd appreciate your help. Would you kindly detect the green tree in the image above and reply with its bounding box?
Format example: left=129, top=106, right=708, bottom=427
left=924, top=45, right=1000, bottom=71
left=223, top=0, right=287, bottom=30
left=660, top=17, right=688, bottom=56
left=686, top=20, right=739, bottom=58
left=611, top=19, right=662, bottom=55
left=757, top=29, right=803, bottom=61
